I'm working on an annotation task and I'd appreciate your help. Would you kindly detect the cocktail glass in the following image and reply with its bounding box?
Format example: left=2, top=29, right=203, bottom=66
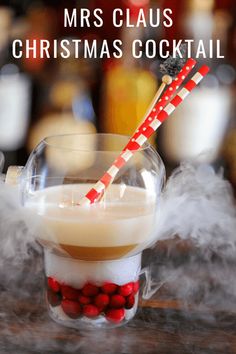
left=19, top=133, right=165, bottom=329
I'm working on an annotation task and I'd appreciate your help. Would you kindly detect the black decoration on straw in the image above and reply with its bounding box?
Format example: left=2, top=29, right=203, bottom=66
left=160, top=44, right=187, bottom=78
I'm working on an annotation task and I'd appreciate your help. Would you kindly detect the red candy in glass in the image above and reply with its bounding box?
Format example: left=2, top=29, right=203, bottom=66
left=47, top=277, right=60, bottom=293
left=47, top=277, right=138, bottom=323
left=105, top=308, right=125, bottom=323
left=61, top=300, right=81, bottom=319
left=118, top=282, right=134, bottom=297
left=78, top=295, right=91, bottom=305
left=83, top=304, right=100, bottom=317
left=101, top=283, right=118, bottom=294
left=125, top=294, right=135, bottom=309
left=47, top=289, right=62, bottom=307
left=110, top=294, right=126, bottom=309
left=61, top=285, right=80, bottom=300
left=94, top=293, right=110, bottom=308
left=82, top=283, right=99, bottom=297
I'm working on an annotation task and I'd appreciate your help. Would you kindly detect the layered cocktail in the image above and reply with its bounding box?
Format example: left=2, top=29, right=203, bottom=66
left=22, top=134, right=165, bottom=328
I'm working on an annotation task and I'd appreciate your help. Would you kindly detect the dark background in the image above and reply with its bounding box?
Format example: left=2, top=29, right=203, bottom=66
left=0, top=0, right=235, bottom=185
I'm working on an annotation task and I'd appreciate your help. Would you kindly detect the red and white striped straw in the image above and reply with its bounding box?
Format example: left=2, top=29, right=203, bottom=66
left=80, top=64, right=210, bottom=206
left=126, top=58, right=196, bottom=148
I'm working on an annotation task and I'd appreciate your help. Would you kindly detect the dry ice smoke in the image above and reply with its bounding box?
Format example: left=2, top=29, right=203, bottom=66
left=0, top=183, right=41, bottom=289
left=0, top=162, right=235, bottom=351
left=157, top=162, right=235, bottom=246
left=143, top=163, right=236, bottom=313
left=0, top=182, right=88, bottom=353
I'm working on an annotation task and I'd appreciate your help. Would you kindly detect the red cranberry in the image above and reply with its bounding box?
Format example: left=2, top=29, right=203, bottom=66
left=110, top=294, right=126, bottom=309
left=61, top=300, right=81, bottom=319
left=101, top=283, right=118, bottom=295
left=105, top=308, right=125, bottom=323
left=82, top=283, right=99, bottom=297
left=94, top=294, right=109, bottom=309
left=47, top=289, right=62, bottom=307
left=47, top=277, right=60, bottom=293
left=78, top=295, right=91, bottom=305
left=125, top=294, right=135, bottom=309
left=61, top=285, right=80, bottom=300
left=83, top=304, right=100, bottom=317
left=118, top=282, right=134, bottom=297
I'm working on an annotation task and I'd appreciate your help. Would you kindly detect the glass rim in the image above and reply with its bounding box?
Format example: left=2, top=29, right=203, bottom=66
left=43, top=133, right=154, bottom=153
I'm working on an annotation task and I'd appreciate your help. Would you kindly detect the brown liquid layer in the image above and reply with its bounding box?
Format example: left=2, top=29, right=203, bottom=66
left=59, top=244, right=138, bottom=261
left=39, top=239, right=138, bottom=261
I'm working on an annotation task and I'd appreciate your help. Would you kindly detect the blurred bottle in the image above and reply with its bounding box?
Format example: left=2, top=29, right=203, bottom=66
left=184, top=0, right=215, bottom=46
left=102, top=61, right=157, bottom=137
left=28, top=53, right=96, bottom=152
left=160, top=0, right=235, bottom=165
left=21, top=4, right=58, bottom=75
left=161, top=82, right=232, bottom=164
left=223, top=128, right=236, bottom=190
left=0, top=6, right=31, bottom=170
left=101, top=0, right=157, bottom=143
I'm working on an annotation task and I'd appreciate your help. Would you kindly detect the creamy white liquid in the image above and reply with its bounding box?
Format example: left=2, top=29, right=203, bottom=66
left=27, top=184, right=157, bottom=259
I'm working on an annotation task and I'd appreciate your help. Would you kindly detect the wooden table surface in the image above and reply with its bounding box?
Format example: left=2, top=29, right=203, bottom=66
left=1, top=243, right=236, bottom=354
left=1, top=296, right=236, bottom=354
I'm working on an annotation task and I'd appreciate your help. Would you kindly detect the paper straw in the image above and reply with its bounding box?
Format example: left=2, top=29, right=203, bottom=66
left=80, top=65, right=210, bottom=206
left=127, top=58, right=196, bottom=147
